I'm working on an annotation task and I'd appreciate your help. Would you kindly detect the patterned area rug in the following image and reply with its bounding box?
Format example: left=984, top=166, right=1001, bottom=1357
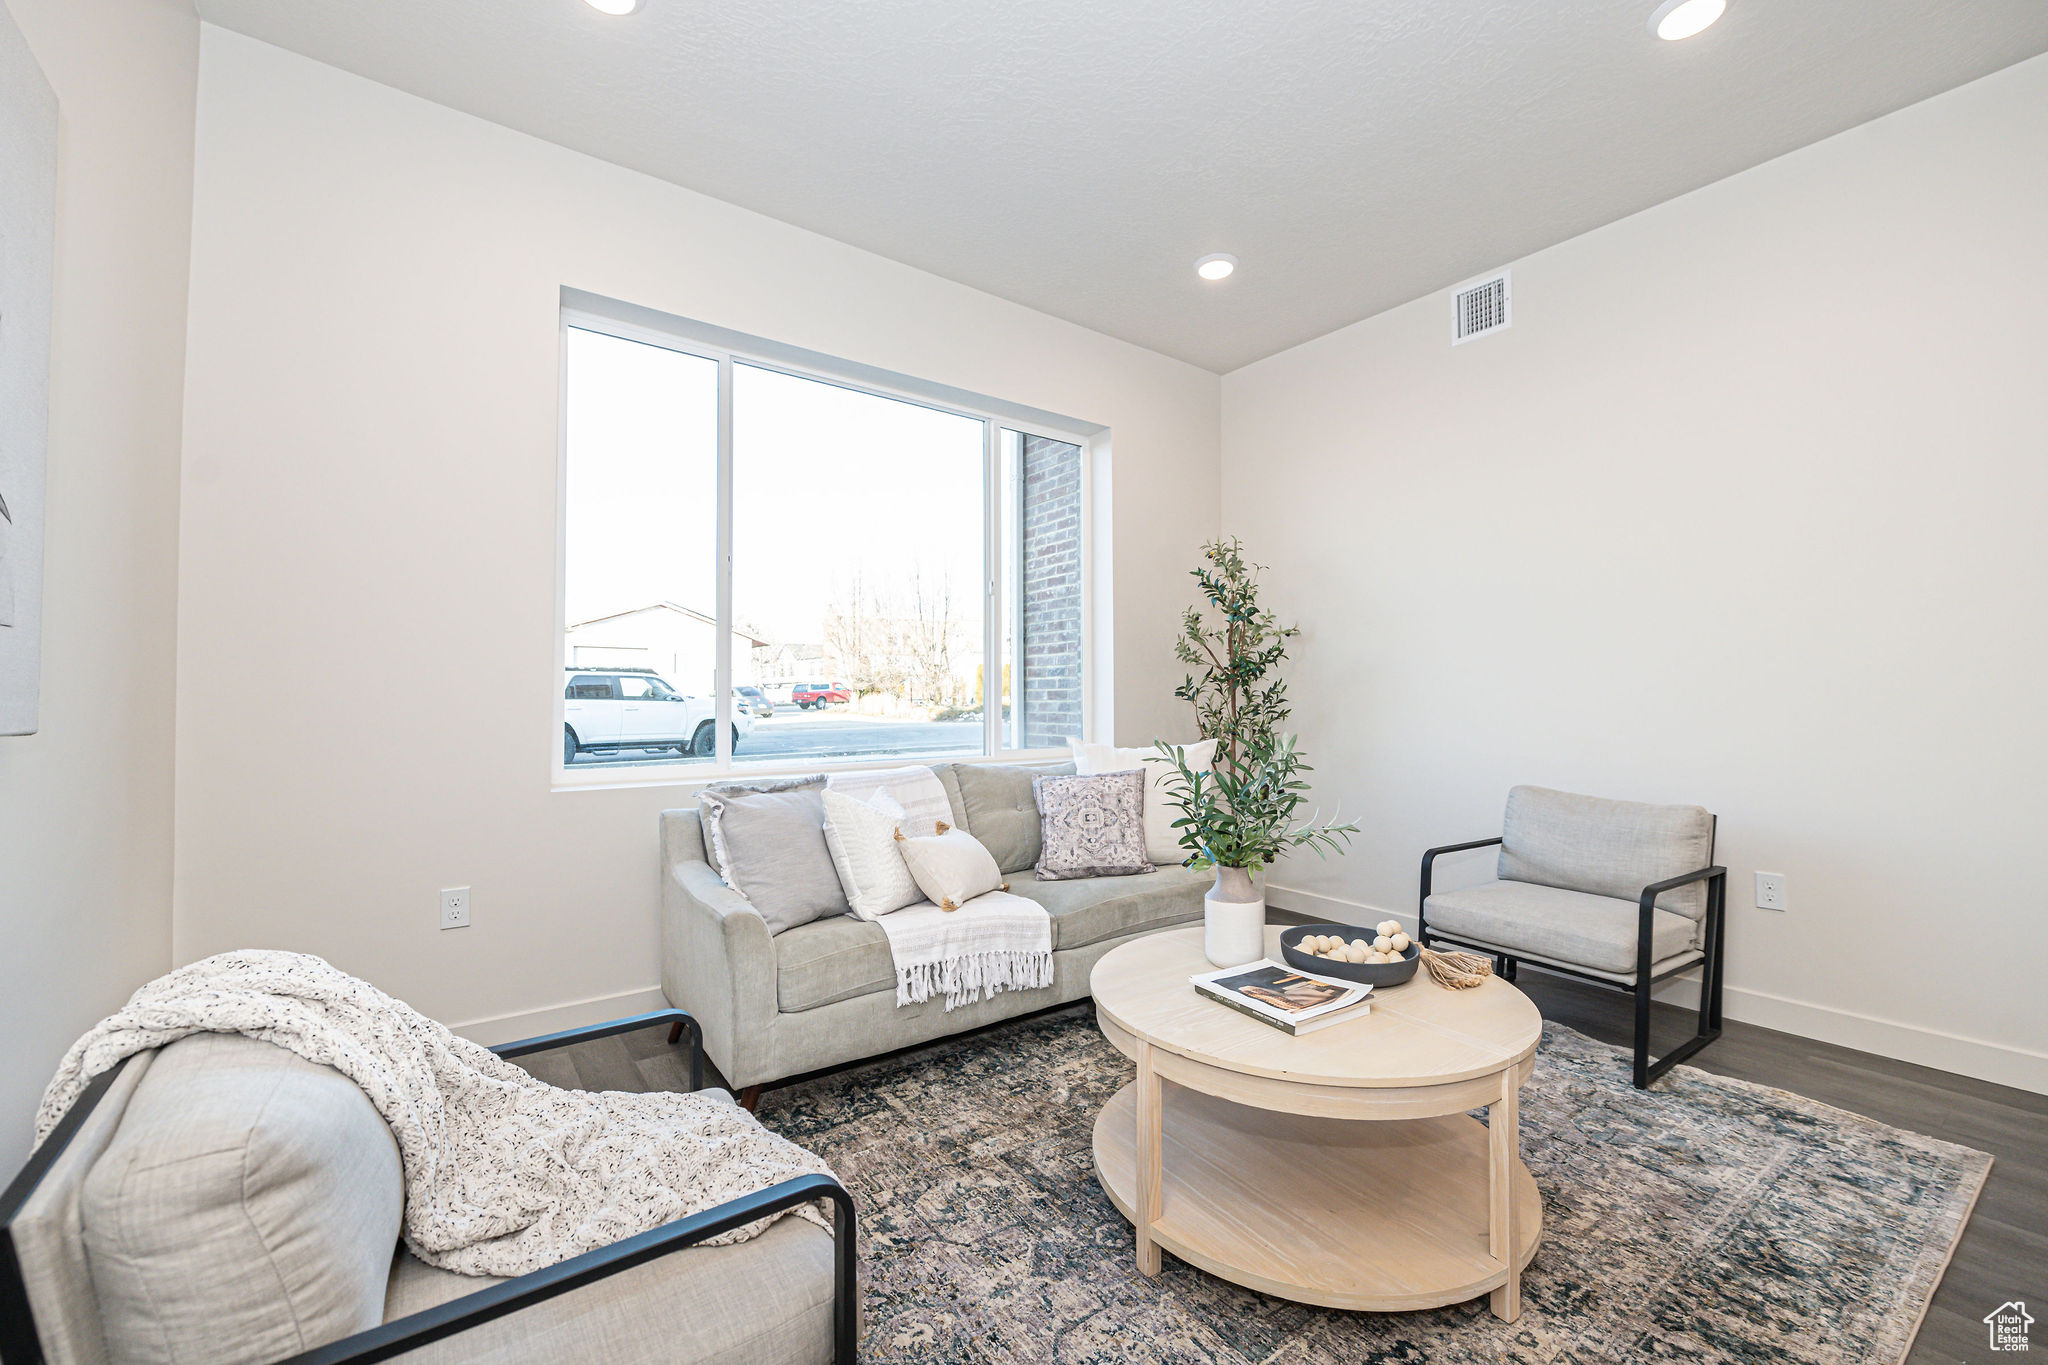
left=760, top=1004, right=1989, bottom=1364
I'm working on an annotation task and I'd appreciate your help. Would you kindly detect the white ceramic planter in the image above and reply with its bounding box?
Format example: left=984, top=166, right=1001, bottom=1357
left=1203, top=865, right=1267, bottom=968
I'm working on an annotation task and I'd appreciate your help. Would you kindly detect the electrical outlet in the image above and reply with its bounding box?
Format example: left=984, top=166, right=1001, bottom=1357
left=1754, top=872, right=1785, bottom=911
left=440, top=887, right=471, bottom=930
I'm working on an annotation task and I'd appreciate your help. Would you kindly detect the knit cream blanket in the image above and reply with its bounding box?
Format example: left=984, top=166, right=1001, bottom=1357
left=34, top=950, right=833, bottom=1277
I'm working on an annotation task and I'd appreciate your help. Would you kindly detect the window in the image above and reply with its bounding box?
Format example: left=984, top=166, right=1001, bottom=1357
left=560, top=308, right=1094, bottom=775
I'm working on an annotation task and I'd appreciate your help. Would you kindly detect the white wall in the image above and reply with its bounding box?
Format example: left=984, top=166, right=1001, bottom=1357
left=0, top=0, right=196, bottom=1162
left=175, top=27, right=1221, bottom=1040
left=1223, top=55, right=2048, bottom=1092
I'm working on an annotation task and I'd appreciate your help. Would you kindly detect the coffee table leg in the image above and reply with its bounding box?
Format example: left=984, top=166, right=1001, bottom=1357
left=1134, top=1041, right=1163, bottom=1276
left=1488, top=1066, right=1521, bottom=1321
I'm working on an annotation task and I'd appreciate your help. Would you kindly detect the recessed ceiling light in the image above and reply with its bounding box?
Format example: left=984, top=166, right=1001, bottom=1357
left=585, top=0, right=643, bottom=14
left=1649, top=0, right=1725, bottom=40
left=1195, top=254, right=1237, bottom=282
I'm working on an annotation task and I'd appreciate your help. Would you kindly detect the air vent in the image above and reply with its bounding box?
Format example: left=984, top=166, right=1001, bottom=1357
left=1453, top=270, right=1512, bottom=344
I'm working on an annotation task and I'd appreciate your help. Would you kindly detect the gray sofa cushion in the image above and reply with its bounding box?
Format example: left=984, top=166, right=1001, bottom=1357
left=698, top=778, right=851, bottom=934
left=1005, top=866, right=1210, bottom=952
left=934, top=761, right=1074, bottom=873
left=774, top=915, right=895, bottom=1012
left=1497, top=785, right=1715, bottom=920
left=80, top=1033, right=403, bottom=1365
left=1425, top=881, right=1697, bottom=976
left=771, top=865, right=1208, bottom=1012
left=380, top=1213, right=834, bottom=1365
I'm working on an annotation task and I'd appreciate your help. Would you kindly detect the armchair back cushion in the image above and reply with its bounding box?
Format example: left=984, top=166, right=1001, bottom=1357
left=78, top=1032, right=404, bottom=1365
left=1497, top=785, right=1715, bottom=920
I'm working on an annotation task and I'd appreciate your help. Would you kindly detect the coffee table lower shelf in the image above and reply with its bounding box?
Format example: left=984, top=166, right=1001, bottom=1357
left=1091, top=1079, right=1543, bottom=1313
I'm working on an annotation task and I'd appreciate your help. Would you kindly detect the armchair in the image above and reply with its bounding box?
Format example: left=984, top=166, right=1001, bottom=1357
left=1418, top=786, right=1728, bottom=1088
left=0, top=1009, right=856, bottom=1365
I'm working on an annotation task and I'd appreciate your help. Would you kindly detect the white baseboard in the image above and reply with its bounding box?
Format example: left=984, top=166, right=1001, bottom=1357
left=1264, top=883, right=2048, bottom=1096
left=450, top=985, right=670, bottom=1048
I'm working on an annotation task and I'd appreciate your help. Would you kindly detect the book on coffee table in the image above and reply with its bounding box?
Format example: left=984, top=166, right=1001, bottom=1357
left=1190, top=960, right=1373, bottom=1036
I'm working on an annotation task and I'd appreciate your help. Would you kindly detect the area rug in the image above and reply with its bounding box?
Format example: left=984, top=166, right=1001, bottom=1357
left=760, top=1004, right=1989, bottom=1364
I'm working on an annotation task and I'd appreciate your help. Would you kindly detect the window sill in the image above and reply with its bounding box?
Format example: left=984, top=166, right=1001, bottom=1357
left=550, top=747, right=1079, bottom=795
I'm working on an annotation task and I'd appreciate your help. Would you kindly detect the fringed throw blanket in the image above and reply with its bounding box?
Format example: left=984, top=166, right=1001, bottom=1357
left=33, top=951, right=834, bottom=1278
left=878, top=891, right=1053, bottom=1010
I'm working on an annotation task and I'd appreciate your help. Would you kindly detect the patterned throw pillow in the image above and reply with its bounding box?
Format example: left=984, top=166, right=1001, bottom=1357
left=1033, top=770, right=1157, bottom=881
left=1071, top=738, right=1217, bottom=864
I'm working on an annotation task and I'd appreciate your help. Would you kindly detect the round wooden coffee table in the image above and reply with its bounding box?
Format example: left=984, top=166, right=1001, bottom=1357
left=1090, top=925, right=1543, bottom=1319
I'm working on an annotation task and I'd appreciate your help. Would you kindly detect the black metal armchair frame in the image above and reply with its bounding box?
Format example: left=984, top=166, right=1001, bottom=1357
left=0, top=1009, right=857, bottom=1365
left=1417, top=833, right=1729, bottom=1088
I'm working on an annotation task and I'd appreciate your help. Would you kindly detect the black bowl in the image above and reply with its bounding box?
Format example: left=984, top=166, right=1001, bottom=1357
left=1278, top=923, right=1421, bottom=988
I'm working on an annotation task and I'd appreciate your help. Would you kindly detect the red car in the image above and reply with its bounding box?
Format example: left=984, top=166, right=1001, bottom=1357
left=790, top=682, right=852, bottom=710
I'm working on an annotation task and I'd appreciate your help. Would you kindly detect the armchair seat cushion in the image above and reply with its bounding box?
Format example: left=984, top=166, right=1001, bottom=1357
left=1425, top=881, right=1696, bottom=976
left=380, top=1212, right=835, bottom=1365
left=771, top=864, right=1211, bottom=1012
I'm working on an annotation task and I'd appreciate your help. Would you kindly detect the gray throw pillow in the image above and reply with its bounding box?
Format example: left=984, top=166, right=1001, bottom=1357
left=1033, top=769, right=1157, bottom=881
left=938, top=761, right=1074, bottom=873
left=698, top=776, right=851, bottom=933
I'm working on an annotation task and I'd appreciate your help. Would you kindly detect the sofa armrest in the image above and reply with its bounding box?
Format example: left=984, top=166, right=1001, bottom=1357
left=272, top=1174, right=857, bottom=1365
left=662, top=860, right=779, bottom=1089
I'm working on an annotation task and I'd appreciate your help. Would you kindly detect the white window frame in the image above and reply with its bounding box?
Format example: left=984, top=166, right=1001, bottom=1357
left=554, top=299, right=1101, bottom=790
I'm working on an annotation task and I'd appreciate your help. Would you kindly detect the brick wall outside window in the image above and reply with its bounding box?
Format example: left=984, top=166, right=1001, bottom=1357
left=1020, top=435, right=1083, bottom=748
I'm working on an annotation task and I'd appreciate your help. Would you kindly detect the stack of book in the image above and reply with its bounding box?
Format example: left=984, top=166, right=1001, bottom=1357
left=1190, top=960, right=1373, bottom=1036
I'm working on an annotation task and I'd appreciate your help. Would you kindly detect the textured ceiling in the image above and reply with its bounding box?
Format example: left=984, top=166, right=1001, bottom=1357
left=191, top=0, right=2048, bottom=372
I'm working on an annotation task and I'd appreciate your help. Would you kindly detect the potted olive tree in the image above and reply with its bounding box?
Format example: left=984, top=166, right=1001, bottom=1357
left=1153, top=539, right=1357, bottom=966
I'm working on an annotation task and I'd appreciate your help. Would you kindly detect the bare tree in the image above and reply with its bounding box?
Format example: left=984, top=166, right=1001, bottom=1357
left=903, top=569, right=956, bottom=704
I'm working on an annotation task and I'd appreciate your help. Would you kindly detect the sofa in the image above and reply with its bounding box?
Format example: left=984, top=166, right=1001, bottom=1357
left=0, top=1011, right=854, bottom=1365
left=661, top=761, right=1211, bottom=1093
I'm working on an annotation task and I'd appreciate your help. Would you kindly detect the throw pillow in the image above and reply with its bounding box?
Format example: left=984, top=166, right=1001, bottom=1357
left=896, top=823, right=1005, bottom=911
left=934, top=761, right=1075, bottom=874
left=824, top=764, right=954, bottom=835
left=821, top=788, right=923, bottom=920
left=1071, top=738, right=1218, bottom=865
left=697, top=777, right=851, bottom=934
left=1033, top=769, right=1156, bottom=881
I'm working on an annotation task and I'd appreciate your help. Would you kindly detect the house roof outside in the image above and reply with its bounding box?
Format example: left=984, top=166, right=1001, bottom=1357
left=566, top=601, right=772, bottom=647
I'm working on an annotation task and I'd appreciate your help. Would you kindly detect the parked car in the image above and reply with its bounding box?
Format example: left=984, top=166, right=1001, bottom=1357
left=564, top=668, right=753, bottom=763
left=736, top=686, right=775, bottom=717
left=790, top=681, right=853, bottom=710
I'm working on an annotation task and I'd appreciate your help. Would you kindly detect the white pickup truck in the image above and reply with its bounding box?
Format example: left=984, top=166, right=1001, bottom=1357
left=563, top=667, right=752, bottom=764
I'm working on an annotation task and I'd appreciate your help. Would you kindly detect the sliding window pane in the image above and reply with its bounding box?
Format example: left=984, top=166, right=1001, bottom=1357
left=733, top=365, right=985, bottom=764
left=561, top=328, right=719, bottom=768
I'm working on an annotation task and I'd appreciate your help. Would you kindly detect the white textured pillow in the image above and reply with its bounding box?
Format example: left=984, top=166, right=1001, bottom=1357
left=825, top=765, right=955, bottom=835
left=1071, top=738, right=1219, bottom=864
left=896, top=824, right=1005, bottom=911
left=821, top=789, right=923, bottom=920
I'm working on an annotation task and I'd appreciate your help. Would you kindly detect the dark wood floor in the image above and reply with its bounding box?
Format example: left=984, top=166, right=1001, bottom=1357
left=517, top=978, right=2046, bottom=1364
